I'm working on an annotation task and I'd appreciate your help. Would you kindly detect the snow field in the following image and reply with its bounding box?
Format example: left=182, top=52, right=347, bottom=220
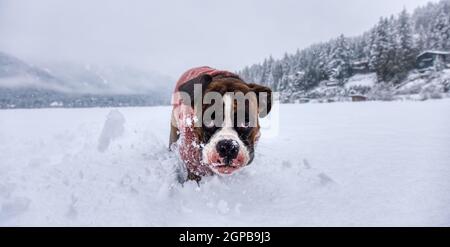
left=0, top=100, right=449, bottom=226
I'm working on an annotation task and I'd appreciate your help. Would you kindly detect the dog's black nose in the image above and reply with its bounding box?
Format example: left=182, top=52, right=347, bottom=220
left=216, top=139, right=240, bottom=165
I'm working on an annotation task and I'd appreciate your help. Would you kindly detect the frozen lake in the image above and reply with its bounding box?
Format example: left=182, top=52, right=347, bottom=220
left=0, top=99, right=449, bottom=226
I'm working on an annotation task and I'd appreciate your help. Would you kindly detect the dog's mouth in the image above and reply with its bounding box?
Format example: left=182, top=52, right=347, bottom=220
left=202, top=137, right=250, bottom=175
left=210, top=164, right=243, bottom=175
left=206, top=153, right=247, bottom=175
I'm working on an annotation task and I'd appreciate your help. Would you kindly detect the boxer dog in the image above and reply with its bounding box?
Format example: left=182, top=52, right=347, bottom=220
left=170, top=66, right=272, bottom=181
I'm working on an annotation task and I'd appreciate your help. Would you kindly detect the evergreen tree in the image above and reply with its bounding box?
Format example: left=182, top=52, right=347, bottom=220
left=369, top=18, right=391, bottom=82
left=395, top=9, right=417, bottom=82
left=327, top=34, right=351, bottom=82
left=429, top=7, right=450, bottom=50
left=271, top=61, right=283, bottom=91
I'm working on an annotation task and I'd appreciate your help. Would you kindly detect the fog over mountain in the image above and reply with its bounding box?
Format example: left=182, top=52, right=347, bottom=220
left=0, top=52, right=172, bottom=108
left=0, top=51, right=62, bottom=91
left=0, top=52, right=173, bottom=94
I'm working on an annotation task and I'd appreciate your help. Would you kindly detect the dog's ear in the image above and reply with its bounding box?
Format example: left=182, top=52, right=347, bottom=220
left=247, top=83, right=272, bottom=118
left=178, top=74, right=213, bottom=108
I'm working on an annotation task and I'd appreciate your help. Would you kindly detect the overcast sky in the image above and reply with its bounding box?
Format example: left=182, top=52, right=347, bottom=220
left=0, top=0, right=437, bottom=77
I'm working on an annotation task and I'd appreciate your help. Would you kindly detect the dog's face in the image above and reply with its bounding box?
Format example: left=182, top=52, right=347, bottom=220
left=179, top=75, right=272, bottom=175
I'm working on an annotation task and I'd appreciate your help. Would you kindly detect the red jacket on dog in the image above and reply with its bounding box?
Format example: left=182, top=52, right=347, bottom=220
left=174, top=66, right=238, bottom=93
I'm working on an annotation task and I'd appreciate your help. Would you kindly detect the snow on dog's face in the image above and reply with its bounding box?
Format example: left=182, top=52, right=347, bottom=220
left=179, top=75, right=272, bottom=175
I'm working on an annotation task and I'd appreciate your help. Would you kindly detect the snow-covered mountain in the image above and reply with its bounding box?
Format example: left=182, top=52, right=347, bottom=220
left=0, top=52, right=174, bottom=108
left=0, top=51, right=64, bottom=91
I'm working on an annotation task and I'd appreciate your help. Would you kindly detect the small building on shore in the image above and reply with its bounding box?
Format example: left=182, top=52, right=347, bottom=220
left=350, top=94, right=367, bottom=102
left=416, top=50, right=450, bottom=71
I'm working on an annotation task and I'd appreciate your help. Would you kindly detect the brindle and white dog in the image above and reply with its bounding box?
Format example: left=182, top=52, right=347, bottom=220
left=170, top=66, right=272, bottom=181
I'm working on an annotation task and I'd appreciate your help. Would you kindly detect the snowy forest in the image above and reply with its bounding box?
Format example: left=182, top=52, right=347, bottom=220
left=239, top=0, right=450, bottom=102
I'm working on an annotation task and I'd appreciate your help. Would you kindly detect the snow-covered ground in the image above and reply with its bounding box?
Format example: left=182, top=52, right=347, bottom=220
left=396, top=69, right=450, bottom=98
left=0, top=100, right=449, bottom=226
left=344, top=73, right=377, bottom=89
left=296, top=70, right=450, bottom=103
